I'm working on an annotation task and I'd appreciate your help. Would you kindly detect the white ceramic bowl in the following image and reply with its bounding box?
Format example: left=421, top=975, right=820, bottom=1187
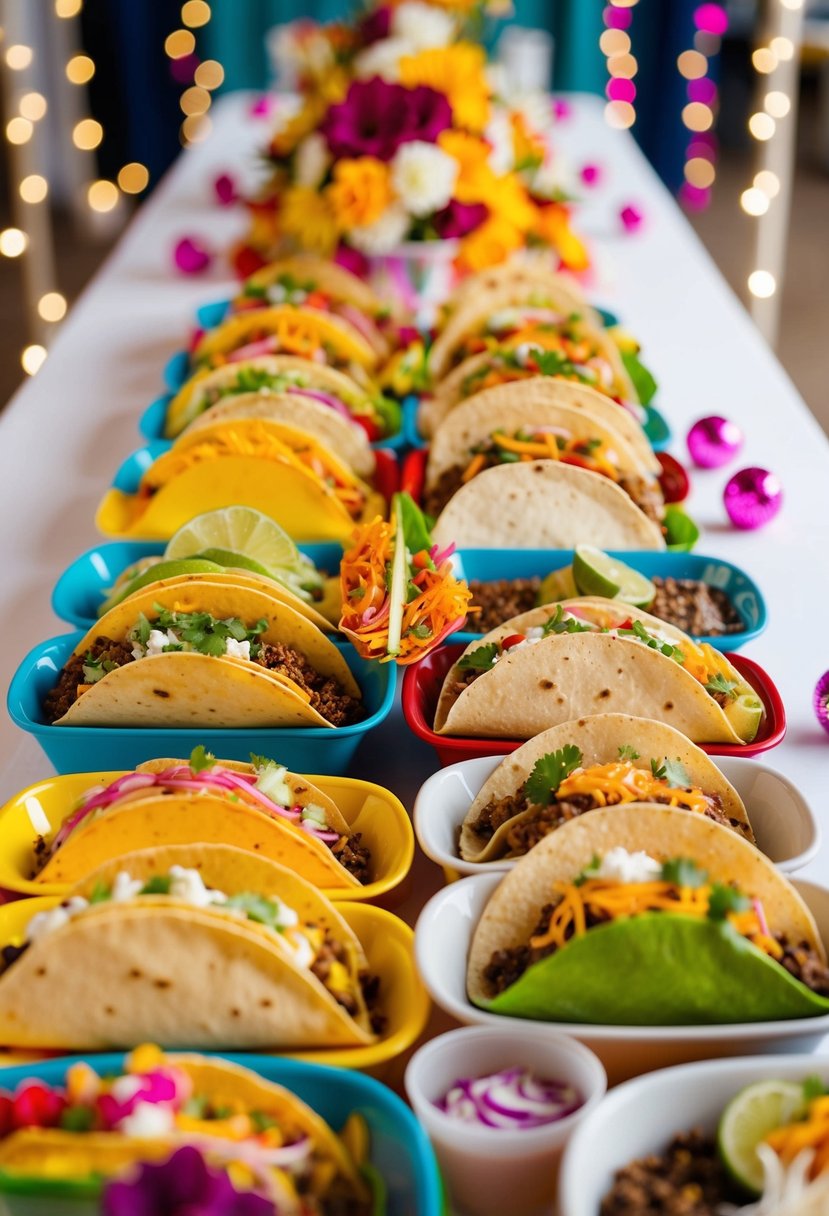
left=405, top=1026, right=606, bottom=1216
left=414, top=875, right=829, bottom=1085
left=559, top=1053, right=829, bottom=1216
left=413, top=754, right=820, bottom=880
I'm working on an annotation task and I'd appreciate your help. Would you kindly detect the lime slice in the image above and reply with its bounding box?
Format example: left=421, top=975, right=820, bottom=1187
left=165, top=507, right=300, bottom=572
left=717, top=1080, right=807, bottom=1194
left=98, top=558, right=223, bottom=615
left=727, top=693, right=764, bottom=744
left=537, top=566, right=577, bottom=605
left=192, top=548, right=273, bottom=578
left=573, top=545, right=656, bottom=608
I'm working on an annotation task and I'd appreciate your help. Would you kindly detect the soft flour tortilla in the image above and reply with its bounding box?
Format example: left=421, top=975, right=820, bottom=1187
left=424, top=396, right=657, bottom=501
left=237, top=253, right=388, bottom=318
left=440, top=260, right=599, bottom=327
left=0, top=843, right=375, bottom=1049
left=53, top=578, right=360, bottom=728
left=36, top=760, right=362, bottom=890
left=459, top=713, right=753, bottom=862
left=430, top=460, right=665, bottom=551
left=427, top=283, right=619, bottom=384
left=434, top=598, right=756, bottom=745
left=192, top=306, right=379, bottom=372
left=184, top=391, right=375, bottom=477
left=164, top=354, right=380, bottom=439
left=466, top=804, right=825, bottom=1015
left=420, top=376, right=658, bottom=475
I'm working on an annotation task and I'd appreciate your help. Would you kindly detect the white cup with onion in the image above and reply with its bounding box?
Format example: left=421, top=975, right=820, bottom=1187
left=405, top=1025, right=606, bottom=1216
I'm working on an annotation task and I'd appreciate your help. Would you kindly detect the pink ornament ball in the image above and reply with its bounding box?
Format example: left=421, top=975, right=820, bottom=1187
left=814, top=670, right=829, bottom=736
left=723, top=467, right=782, bottom=530
left=686, top=415, right=743, bottom=468
left=173, top=236, right=212, bottom=275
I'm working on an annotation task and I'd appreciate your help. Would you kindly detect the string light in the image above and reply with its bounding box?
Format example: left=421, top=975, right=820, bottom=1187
left=165, top=8, right=219, bottom=146
left=54, top=0, right=83, bottom=16
left=6, top=45, right=33, bottom=70
left=21, top=345, right=47, bottom=375
left=6, top=117, right=33, bottom=145
left=19, top=92, right=47, bottom=121
left=87, top=180, right=119, bottom=212
left=749, top=112, right=776, bottom=140
left=19, top=175, right=48, bottom=203
left=165, top=29, right=196, bottom=59
left=770, top=35, right=794, bottom=59
left=0, top=228, right=27, bottom=257
left=754, top=169, right=780, bottom=197
left=601, top=1, right=640, bottom=131
left=66, top=54, right=94, bottom=84
left=181, top=1, right=211, bottom=28
left=37, top=292, right=67, bottom=322
left=72, top=117, right=103, bottom=149
left=740, top=187, right=770, bottom=216
left=194, top=60, right=224, bottom=89
left=117, top=162, right=150, bottom=193
left=764, top=90, right=791, bottom=116
left=752, top=47, right=778, bottom=73
left=678, top=5, right=727, bottom=212
left=748, top=269, right=776, bottom=298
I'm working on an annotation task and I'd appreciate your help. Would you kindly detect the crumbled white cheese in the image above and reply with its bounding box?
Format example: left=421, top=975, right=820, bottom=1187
left=167, top=865, right=227, bottom=908
left=132, top=628, right=181, bottom=661
left=26, top=896, right=89, bottom=942
left=589, top=847, right=663, bottom=884
left=110, top=1075, right=146, bottom=1103
left=224, top=637, right=251, bottom=660
left=117, top=1102, right=176, bottom=1137
left=109, top=872, right=145, bottom=902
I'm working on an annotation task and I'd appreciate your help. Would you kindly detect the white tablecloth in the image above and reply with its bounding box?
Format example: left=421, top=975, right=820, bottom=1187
left=2, top=91, right=828, bottom=915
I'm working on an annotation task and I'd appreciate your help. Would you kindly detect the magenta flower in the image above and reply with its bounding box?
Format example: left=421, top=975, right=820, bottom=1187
left=322, top=79, right=452, bottom=161
left=433, top=200, right=488, bottom=239
left=102, top=1146, right=275, bottom=1216
left=357, top=6, right=391, bottom=46
left=334, top=243, right=370, bottom=280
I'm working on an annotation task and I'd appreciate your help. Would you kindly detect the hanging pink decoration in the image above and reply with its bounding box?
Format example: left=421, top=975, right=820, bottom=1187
left=213, top=173, right=238, bottom=206
left=694, top=4, right=729, bottom=36
left=686, top=415, right=744, bottom=468
left=173, top=236, right=213, bottom=274
left=723, top=467, right=783, bottom=529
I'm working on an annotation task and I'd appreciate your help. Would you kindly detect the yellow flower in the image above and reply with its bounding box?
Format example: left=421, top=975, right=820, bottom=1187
left=326, top=158, right=393, bottom=230
left=437, top=130, right=497, bottom=204
left=536, top=204, right=591, bottom=272
left=459, top=214, right=524, bottom=271
left=399, top=45, right=491, bottom=133
left=270, top=96, right=328, bottom=158
left=279, top=187, right=339, bottom=256
left=486, top=172, right=538, bottom=233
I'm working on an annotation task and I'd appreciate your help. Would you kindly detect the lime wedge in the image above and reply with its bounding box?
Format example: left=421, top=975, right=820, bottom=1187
left=98, top=558, right=223, bottom=615
left=165, top=507, right=300, bottom=572
left=192, top=548, right=273, bottom=578
left=717, top=1080, right=807, bottom=1195
left=727, top=693, right=764, bottom=744
left=573, top=545, right=656, bottom=608
left=537, top=566, right=577, bottom=605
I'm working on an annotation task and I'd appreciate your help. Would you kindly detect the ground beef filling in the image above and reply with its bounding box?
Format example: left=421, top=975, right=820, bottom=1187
left=423, top=465, right=466, bottom=517
left=618, top=473, right=665, bottom=525
left=311, top=933, right=385, bottom=1035
left=778, top=937, right=829, bottom=995
left=330, top=833, right=372, bottom=883
left=600, top=1131, right=741, bottom=1215
left=43, top=635, right=363, bottom=727
left=471, top=786, right=745, bottom=854
left=466, top=576, right=743, bottom=640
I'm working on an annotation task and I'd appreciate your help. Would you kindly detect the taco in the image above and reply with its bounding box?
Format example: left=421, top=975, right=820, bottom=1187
left=434, top=597, right=764, bottom=744
left=426, top=284, right=635, bottom=395
left=0, top=1047, right=371, bottom=1213
left=192, top=305, right=380, bottom=380
left=440, top=259, right=599, bottom=329
left=231, top=253, right=393, bottom=359
left=339, top=492, right=471, bottom=665
left=459, top=713, right=754, bottom=863
left=43, top=580, right=363, bottom=729
left=430, top=460, right=665, bottom=551
left=466, top=804, right=829, bottom=1024
left=0, top=843, right=380, bottom=1048
left=163, top=355, right=400, bottom=446
left=422, top=395, right=663, bottom=525
left=31, top=749, right=373, bottom=890
left=95, top=418, right=386, bottom=543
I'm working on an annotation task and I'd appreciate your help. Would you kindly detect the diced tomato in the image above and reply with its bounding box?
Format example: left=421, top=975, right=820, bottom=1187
left=501, top=634, right=526, bottom=650
left=353, top=415, right=381, bottom=443
left=561, top=454, right=594, bottom=471
left=304, top=291, right=330, bottom=310
left=616, top=618, right=634, bottom=631
left=412, top=550, right=431, bottom=569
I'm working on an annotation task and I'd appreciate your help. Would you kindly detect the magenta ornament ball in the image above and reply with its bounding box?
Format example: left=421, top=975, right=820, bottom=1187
left=723, top=467, right=782, bottom=530
left=814, top=671, right=829, bottom=736
left=686, top=415, right=743, bottom=468
left=173, top=236, right=212, bottom=275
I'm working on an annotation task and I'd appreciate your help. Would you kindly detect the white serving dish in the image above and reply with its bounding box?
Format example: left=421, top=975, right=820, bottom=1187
left=413, top=755, right=820, bottom=880
left=406, top=1026, right=606, bottom=1216
left=559, top=1053, right=829, bottom=1216
left=414, top=875, right=829, bottom=1086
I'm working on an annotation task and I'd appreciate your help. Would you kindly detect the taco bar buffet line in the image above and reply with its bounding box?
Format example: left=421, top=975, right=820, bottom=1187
left=0, top=87, right=829, bottom=1216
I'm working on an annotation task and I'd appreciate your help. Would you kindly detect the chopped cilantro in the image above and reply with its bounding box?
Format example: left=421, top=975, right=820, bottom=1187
left=224, top=892, right=288, bottom=932
left=704, top=672, right=739, bottom=702
left=458, top=642, right=499, bottom=672
left=525, top=746, right=583, bottom=805
left=189, top=745, right=216, bottom=773
left=128, top=607, right=267, bottom=660
left=88, top=880, right=110, bottom=905
left=348, top=587, right=366, bottom=600
left=662, top=756, right=691, bottom=788
left=541, top=604, right=594, bottom=636
left=575, top=854, right=603, bottom=886
left=661, top=858, right=708, bottom=889
left=251, top=1110, right=279, bottom=1132
left=803, top=1076, right=827, bottom=1103
left=82, top=653, right=118, bottom=684
left=59, top=1106, right=96, bottom=1131
left=621, top=350, right=658, bottom=406
left=618, top=744, right=640, bottom=762
left=707, top=883, right=751, bottom=921
left=183, top=1095, right=209, bottom=1118
left=618, top=620, right=684, bottom=662
left=133, top=613, right=151, bottom=648
left=140, top=875, right=173, bottom=895
left=408, top=623, right=432, bottom=639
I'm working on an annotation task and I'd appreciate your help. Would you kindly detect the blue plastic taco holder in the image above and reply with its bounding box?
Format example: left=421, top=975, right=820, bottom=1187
left=0, top=1054, right=444, bottom=1216
left=447, top=548, right=767, bottom=652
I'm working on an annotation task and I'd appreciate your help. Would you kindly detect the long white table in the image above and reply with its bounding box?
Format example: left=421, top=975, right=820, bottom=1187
left=2, top=90, right=828, bottom=910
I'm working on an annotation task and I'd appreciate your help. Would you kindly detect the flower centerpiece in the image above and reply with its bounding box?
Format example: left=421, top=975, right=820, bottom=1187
left=234, top=0, right=588, bottom=297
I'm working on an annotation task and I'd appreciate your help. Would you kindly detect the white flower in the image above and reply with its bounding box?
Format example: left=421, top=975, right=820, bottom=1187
left=514, top=92, right=555, bottom=140
left=391, top=2, right=455, bottom=51
left=349, top=202, right=411, bottom=255
left=353, top=37, right=413, bottom=82
left=391, top=141, right=458, bottom=218
left=293, top=133, right=330, bottom=190
left=273, top=22, right=334, bottom=84
left=485, top=110, right=514, bottom=176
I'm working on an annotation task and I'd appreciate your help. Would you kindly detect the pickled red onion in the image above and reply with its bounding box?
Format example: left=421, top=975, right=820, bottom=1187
left=437, top=1068, right=581, bottom=1130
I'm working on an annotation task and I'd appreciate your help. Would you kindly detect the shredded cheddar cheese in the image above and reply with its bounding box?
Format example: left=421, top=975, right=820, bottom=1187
left=766, top=1096, right=829, bottom=1177
left=556, top=762, right=712, bottom=814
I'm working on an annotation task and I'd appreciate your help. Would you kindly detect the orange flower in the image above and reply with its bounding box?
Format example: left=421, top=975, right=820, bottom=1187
left=399, top=45, right=490, bottom=133
left=279, top=187, right=339, bottom=256
left=486, top=172, right=539, bottom=233
left=326, top=158, right=393, bottom=230
left=459, top=214, right=524, bottom=271
left=536, top=203, right=591, bottom=272
left=438, top=130, right=497, bottom=204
